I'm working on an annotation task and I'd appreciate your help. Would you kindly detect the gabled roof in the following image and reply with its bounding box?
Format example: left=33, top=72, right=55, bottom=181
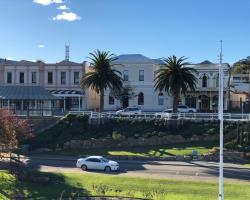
left=113, top=54, right=154, bottom=64
left=56, top=60, right=82, bottom=65
left=0, top=86, right=58, bottom=100
left=197, top=60, right=214, bottom=65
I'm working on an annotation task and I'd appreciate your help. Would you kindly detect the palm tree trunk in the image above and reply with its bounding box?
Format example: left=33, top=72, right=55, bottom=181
left=100, top=89, right=104, bottom=112
left=173, top=94, right=179, bottom=113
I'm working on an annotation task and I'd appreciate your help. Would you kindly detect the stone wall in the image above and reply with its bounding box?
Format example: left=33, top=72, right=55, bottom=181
left=63, top=132, right=234, bottom=150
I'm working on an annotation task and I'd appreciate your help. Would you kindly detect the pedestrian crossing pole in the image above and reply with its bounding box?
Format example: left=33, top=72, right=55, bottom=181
left=218, top=40, right=224, bottom=200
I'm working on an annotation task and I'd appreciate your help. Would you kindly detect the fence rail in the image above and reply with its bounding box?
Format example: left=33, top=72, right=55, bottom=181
left=68, top=111, right=250, bottom=121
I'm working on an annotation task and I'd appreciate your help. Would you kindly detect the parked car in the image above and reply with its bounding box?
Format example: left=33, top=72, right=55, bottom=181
left=177, top=105, right=196, bottom=113
left=116, top=107, right=142, bottom=116
left=155, top=105, right=196, bottom=118
left=76, top=156, right=119, bottom=172
left=154, top=109, right=173, bottom=118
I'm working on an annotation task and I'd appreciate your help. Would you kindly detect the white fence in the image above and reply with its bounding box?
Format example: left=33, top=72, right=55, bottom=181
left=68, top=111, right=250, bottom=121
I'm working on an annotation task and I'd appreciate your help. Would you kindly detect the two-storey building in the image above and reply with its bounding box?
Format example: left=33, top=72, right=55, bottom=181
left=0, top=57, right=86, bottom=116
left=182, top=61, right=229, bottom=112
left=101, top=54, right=171, bottom=111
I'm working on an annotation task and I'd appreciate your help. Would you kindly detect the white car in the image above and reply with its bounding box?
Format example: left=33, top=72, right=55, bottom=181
left=177, top=105, right=196, bottom=113
left=155, top=105, right=196, bottom=118
left=116, top=107, right=142, bottom=116
left=76, top=156, right=119, bottom=172
left=155, top=109, right=173, bottom=118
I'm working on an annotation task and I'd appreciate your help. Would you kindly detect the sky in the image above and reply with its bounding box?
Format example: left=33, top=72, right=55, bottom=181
left=0, top=0, right=250, bottom=64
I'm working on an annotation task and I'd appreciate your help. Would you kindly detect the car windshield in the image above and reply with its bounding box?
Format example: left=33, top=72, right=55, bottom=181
left=100, top=158, right=109, bottom=163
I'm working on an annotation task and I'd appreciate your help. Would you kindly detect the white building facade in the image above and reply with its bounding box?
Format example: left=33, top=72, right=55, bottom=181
left=181, top=61, right=229, bottom=112
left=102, top=54, right=172, bottom=112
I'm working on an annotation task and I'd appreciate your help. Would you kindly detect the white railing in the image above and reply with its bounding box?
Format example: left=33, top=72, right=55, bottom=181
left=68, top=111, right=250, bottom=121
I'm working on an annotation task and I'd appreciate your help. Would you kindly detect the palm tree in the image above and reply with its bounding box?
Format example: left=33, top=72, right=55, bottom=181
left=80, top=50, right=123, bottom=112
left=154, top=56, right=197, bottom=113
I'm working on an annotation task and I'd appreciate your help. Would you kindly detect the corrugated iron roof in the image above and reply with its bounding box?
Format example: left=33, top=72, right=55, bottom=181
left=0, top=86, right=58, bottom=100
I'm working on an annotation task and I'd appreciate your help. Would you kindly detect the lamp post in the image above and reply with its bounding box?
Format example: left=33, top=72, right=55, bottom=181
left=218, top=40, right=224, bottom=200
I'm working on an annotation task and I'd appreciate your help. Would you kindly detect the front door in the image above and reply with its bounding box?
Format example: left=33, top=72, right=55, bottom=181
left=122, top=96, right=129, bottom=108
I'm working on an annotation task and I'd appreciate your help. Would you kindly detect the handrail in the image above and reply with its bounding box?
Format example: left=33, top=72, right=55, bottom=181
left=68, top=111, right=250, bottom=121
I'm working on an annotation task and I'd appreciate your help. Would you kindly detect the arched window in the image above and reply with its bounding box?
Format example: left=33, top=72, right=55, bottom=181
left=158, top=92, right=164, bottom=105
left=109, top=95, right=114, bottom=105
left=202, top=75, right=208, bottom=88
left=138, top=92, right=144, bottom=105
left=123, top=70, right=129, bottom=81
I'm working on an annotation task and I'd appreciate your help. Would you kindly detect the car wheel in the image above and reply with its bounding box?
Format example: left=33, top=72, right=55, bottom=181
left=104, top=166, right=111, bottom=173
left=81, top=165, right=87, bottom=171
left=189, top=110, right=194, bottom=113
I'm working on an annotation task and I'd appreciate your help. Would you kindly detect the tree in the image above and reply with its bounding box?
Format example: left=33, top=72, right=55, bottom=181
left=232, top=58, right=250, bottom=74
left=110, top=85, right=136, bottom=108
left=154, top=56, right=197, bottom=113
left=0, top=109, right=32, bottom=149
left=80, top=50, right=123, bottom=112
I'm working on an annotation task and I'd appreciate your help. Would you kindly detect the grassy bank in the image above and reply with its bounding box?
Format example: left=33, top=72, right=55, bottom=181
left=46, top=143, right=213, bottom=157
left=0, top=170, right=249, bottom=200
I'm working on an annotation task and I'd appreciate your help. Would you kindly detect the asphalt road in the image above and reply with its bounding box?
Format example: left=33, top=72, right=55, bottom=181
left=24, top=156, right=250, bottom=183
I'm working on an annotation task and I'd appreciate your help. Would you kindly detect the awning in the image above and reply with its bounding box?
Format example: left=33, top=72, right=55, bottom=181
left=0, top=86, right=58, bottom=100
left=49, top=90, right=84, bottom=96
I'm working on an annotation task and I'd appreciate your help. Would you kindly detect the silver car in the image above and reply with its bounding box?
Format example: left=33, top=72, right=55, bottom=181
left=76, top=156, right=119, bottom=172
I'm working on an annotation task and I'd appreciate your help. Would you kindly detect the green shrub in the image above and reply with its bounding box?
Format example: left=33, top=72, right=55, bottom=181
left=112, top=131, right=126, bottom=141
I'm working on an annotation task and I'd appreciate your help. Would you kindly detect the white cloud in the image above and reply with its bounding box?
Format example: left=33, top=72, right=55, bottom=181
left=38, top=44, right=45, bottom=48
left=52, top=11, right=81, bottom=21
left=33, top=0, right=63, bottom=6
left=57, top=5, right=69, bottom=10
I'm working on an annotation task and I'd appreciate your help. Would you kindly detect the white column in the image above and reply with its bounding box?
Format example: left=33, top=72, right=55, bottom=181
left=8, top=100, right=10, bottom=110
left=63, top=96, right=66, bottom=111
left=78, top=96, right=81, bottom=111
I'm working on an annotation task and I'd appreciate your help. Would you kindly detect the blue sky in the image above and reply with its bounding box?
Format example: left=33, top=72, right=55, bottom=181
left=0, top=0, right=250, bottom=64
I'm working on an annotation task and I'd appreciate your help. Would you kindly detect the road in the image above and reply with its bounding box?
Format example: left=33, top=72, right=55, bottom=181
left=24, top=155, right=250, bottom=183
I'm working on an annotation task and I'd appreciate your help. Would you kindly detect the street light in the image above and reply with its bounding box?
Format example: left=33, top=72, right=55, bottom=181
left=218, top=40, right=224, bottom=200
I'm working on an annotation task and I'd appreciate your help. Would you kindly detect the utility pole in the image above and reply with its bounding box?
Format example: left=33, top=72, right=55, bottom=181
left=218, top=40, right=224, bottom=200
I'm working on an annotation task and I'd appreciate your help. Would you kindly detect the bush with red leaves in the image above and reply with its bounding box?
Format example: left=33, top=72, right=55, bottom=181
left=0, top=109, right=32, bottom=148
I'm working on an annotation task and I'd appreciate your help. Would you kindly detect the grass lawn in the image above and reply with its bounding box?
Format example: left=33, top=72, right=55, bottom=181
left=42, top=143, right=214, bottom=158
left=0, top=170, right=249, bottom=200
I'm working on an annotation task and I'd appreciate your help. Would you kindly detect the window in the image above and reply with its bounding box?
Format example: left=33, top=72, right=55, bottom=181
left=158, top=92, right=164, bottom=105
left=7, top=72, right=12, bottom=84
left=139, top=70, right=144, bottom=81
left=74, top=72, right=80, bottom=84
left=86, top=158, right=100, bottom=162
left=109, top=95, right=114, bottom=105
left=202, top=75, right=207, bottom=88
left=19, top=72, right=24, bottom=84
left=48, top=72, right=53, bottom=84
left=123, top=70, right=129, bottom=81
left=32, top=72, right=37, bottom=84
left=138, top=92, right=144, bottom=105
left=61, top=72, right=66, bottom=85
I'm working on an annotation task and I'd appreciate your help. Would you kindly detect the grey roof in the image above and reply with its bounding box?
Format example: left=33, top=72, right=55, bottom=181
left=197, top=60, right=214, bottom=65
left=113, top=54, right=154, bottom=64
left=56, top=60, right=82, bottom=65
left=0, top=86, right=58, bottom=100
left=152, top=59, right=165, bottom=65
left=0, top=58, right=20, bottom=65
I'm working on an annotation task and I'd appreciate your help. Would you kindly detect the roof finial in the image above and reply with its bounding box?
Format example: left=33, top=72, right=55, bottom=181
left=65, top=44, right=70, bottom=61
